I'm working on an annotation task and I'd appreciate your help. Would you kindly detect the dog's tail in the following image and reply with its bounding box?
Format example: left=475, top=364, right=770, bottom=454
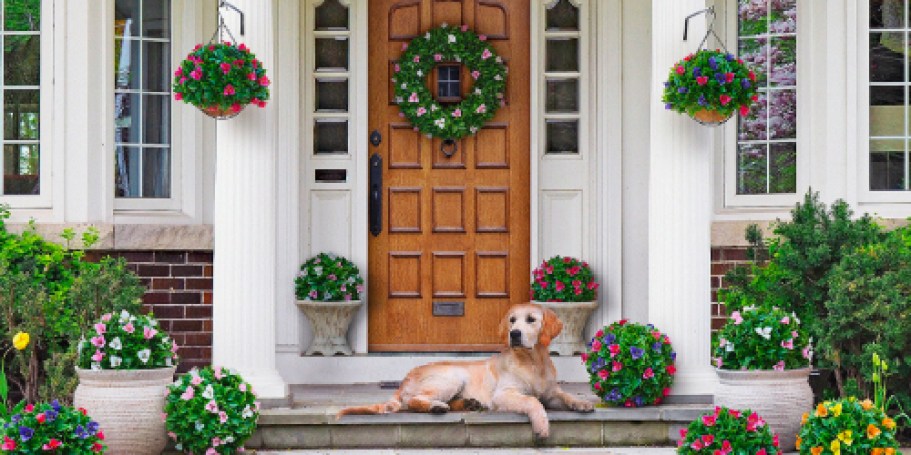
left=336, top=392, right=403, bottom=418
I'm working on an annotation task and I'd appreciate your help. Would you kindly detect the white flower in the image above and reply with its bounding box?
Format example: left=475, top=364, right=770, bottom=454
left=454, top=56, right=461, bottom=62
left=241, top=405, right=254, bottom=419
left=195, top=421, right=205, bottom=431
left=203, top=384, right=215, bottom=400
left=109, top=337, right=122, bottom=350
left=150, top=318, right=158, bottom=327
left=175, top=444, right=183, bottom=451
left=425, top=32, right=431, bottom=39
left=395, top=96, right=403, bottom=103
left=110, top=355, right=122, bottom=368
left=448, top=34, right=456, bottom=43
left=474, top=88, right=482, bottom=95
left=119, top=310, right=131, bottom=322
left=755, top=327, right=772, bottom=340
left=725, top=343, right=735, bottom=352
left=495, top=56, right=503, bottom=63
left=469, top=126, right=478, bottom=134
left=314, top=266, right=323, bottom=276
left=165, top=357, right=173, bottom=367
left=137, top=348, right=151, bottom=364
left=91, top=362, right=101, bottom=371
left=401, top=83, right=407, bottom=89
left=434, top=118, right=446, bottom=129
left=494, top=74, right=502, bottom=81
left=430, top=104, right=439, bottom=111
left=226, top=436, right=235, bottom=444
left=416, top=70, right=423, bottom=77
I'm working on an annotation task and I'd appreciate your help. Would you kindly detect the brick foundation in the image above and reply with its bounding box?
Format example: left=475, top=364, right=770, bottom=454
left=710, top=246, right=752, bottom=331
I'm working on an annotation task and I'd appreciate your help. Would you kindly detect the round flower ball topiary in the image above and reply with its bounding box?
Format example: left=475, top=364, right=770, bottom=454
left=295, top=252, right=365, bottom=302
left=677, top=406, right=779, bottom=454
left=530, top=256, right=599, bottom=302
left=0, top=400, right=106, bottom=453
left=712, top=306, right=811, bottom=371
left=797, top=398, right=900, bottom=455
left=582, top=320, right=676, bottom=407
left=164, top=366, right=260, bottom=454
left=77, top=310, right=179, bottom=370
left=662, top=49, right=758, bottom=121
left=173, top=41, right=271, bottom=118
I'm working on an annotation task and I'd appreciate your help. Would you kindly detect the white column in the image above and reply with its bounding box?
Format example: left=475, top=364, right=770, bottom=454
left=213, top=0, right=288, bottom=400
left=647, top=0, right=718, bottom=397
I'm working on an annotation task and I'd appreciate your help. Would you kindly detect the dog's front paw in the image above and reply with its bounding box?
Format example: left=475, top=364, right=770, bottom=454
left=571, top=399, right=594, bottom=413
left=530, top=411, right=550, bottom=439
left=463, top=398, right=487, bottom=412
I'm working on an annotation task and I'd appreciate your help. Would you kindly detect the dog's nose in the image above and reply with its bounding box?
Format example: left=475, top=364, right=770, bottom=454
left=509, top=330, right=522, bottom=341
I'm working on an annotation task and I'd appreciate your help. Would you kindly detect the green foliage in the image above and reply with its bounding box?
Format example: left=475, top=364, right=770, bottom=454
left=394, top=25, right=508, bottom=139
left=173, top=42, right=271, bottom=113
left=295, top=253, right=364, bottom=301
left=677, top=407, right=779, bottom=454
left=662, top=49, right=759, bottom=118
left=712, top=306, right=810, bottom=371
left=583, top=321, right=676, bottom=407
left=77, top=311, right=177, bottom=371
left=165, top=366, right=259, bottom=454
left=39, top=352, right=78, bottom=406
left=797, top=398, right=900, bottom=454
left=530, top=256, right=598, bottom=303
left=0, top=400, right=106, bottom=453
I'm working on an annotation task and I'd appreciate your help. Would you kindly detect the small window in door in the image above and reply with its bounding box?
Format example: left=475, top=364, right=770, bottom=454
left=436, top=64, right=462, bottom=103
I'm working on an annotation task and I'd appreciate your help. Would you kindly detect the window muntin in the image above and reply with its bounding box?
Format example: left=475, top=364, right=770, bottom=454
left=1, top=0, right=41, bottom=196
left=736, top=0, right=798, bottom=195
left=869, top=0, right=910, bottom=191
left=312, top=0, right=350, bottom=155
left=543, top=0, right=581, bottom=155
left=114, top=0, right=172, bottom=199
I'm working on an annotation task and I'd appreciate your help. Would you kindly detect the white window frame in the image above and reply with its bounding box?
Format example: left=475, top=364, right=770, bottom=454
left=0, top=0, right=54, bottom=209
left=715, top=0, right=809, bottom=209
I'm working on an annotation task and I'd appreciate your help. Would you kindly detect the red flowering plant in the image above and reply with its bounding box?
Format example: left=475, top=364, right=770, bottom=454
left=711, top=306, right=810, bottom=371
left=677, top=406, right=779, bottom=455
left=530, top=256, right=598, bottom=302
left=172, top=42, right=271, bottom=118
left=582, top=320, right=676, bottom=407
left=0, top=400, right=106, bottom=453
left=662, top=49, right=758, bottom=123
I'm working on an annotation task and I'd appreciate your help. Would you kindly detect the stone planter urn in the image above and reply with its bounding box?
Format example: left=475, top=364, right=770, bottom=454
left=74, top=366, right=176, bottom=455
left=297, top=299, right=362, bottom=355
left=714, top=367, right=812, bottom=451
left=533, top=301, right=599, bottom=356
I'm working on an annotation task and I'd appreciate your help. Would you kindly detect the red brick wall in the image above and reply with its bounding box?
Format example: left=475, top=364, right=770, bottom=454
left=101, top=251, right=214, bottom=373
left=710, top=246, right=751, bottom=331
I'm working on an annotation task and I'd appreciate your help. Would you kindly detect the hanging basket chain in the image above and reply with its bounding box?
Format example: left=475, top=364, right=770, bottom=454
left=209, top=1, right=245, bottom=45
left=683, top=6, right=729, bottom=54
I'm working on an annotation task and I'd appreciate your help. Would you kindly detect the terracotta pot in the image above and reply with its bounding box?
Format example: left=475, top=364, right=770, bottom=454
left=297, top=300, right=362, bottom=356
left=690, top=109, right=733, bottom=126
left=714, top=367, right=812, bottom=451
left=533, top=301, right=599, bottom=356
left=200, top=104, right=244, bottom=119
left=74, top=367, right=176, bottom=455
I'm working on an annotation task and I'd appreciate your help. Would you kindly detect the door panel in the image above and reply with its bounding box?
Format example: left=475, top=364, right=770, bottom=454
left=368, top=0, right=530, bottom=351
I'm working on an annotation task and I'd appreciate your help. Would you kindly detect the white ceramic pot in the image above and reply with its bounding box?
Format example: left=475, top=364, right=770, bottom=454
left=533, top=301, right=599, bottom=356
left=297, top=299, right=363, bottom=356
left=74, top=367, right=176, bottom=455
left=714, top=367, right=812, bottom=451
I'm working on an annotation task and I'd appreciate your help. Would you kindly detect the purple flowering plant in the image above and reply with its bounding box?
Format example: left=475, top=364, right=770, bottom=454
left=0, top=400, right=105, bottom=453
left=662, top=49, right=759, bottom=120
left=529, top=256, right=599, bottom=302
left=295, top=253, right=364, bottom=302
left=76, top=310, right=178, bottom=370
left=712, top=306, right=810, bottom=371
left=582, top=320, right=676, bottom=407
left=164, top=366, right=259, bottom=454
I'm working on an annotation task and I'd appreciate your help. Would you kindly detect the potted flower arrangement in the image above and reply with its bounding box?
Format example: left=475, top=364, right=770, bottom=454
left=172, top=42, right=271, bottom=119
left=530, top=256, right=600, bottom=355
left=677, top=406, right=780, bottom=454
left=712, top=306, right=812, bottom=450
left=0, top=400, right=107, bottom=453
left=295, top=253, right=365, bottom=356
left=662, top=49, right=758, bottom=125
left=164, top=366, right=260, bottom=454
left=797, top=398, right=900, bottom=455
left=582, top=320, right=676, bottom=407
left=74, top=310, right=179, bottom=455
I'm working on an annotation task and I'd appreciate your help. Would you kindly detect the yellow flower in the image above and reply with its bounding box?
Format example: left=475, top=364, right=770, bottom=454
left=12, top=332, right=29, bottom=350
left=810, top=447, right=823, bottom=455
left=872, top=449, right=885, bottom=455
left=861, top=399, right=874, bottom=411
left=885, top=448, right=896, bottom=455
left=831, top=439, right=841, bottom=455
left=838, top=430, right=853, bottom=446
left=882, top=417, right=896, bottom=431
left=832, top=402, right=843, bottom=417
left=796, top=437, right=802, bottom=450
left=816, top=403, right=829, bottom=417
left=867, top=424, right=882, bottom=439
left=802, top=412, right=810, bottom=424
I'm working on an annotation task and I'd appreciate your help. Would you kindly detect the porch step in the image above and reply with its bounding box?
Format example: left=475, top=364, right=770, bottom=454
left=245, top=384, right=711, bottom=450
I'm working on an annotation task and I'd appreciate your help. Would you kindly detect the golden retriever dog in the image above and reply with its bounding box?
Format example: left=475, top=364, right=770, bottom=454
left=337, top=303, right=594, bottom=438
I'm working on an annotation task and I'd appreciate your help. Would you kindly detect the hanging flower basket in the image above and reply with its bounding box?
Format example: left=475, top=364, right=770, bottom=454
left=662, top=49, right=758, bottom=126
left=172, top=42, right=271, bottom=120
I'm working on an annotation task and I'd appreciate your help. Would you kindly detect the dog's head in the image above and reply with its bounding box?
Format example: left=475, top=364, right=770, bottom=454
left=500, top=304, right=563, bottom=349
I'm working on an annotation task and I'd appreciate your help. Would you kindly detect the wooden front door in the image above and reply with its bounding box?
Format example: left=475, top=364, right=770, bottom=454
left=368, top=0, right=530, bottom=351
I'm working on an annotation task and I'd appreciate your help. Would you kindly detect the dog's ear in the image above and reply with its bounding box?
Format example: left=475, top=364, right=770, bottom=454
left=537, top=308, right=563, bottom=348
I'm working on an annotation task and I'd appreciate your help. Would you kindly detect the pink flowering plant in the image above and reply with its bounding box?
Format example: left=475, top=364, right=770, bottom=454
left=164, top=366, right=259, bottom=454
left=662, top=49, right=759, bottom=120
left=0, top=400, right=106, bottom=453
left=677, top=406, right=779, bottom=455
left=530, top=256, right=598, bottom=302
left=172, top=42, right=271, bottom=116
left=582, top=320, right=676, bottom=407
left=295, top=253, right=364, bottom=302
left=76, top=310, right=178, bottom=370
left=712, top=306, right=810, bottom=371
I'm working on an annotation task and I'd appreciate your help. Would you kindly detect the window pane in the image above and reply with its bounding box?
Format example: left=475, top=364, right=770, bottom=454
left=546, top=0, right=578, bottom=31
left=545, top=78, right=578, bottom=113
left=4, top=35, right=40, bottom=86
left=142, top=0, right=170, bottom=38
left=115, top=0, right=141, bottom=37
left=769, top=143, right=797, bottom=193
left=545, top=120, right=578, bottom=154
left=142, top=148, right=170, bottom=198
left=143, top=41, right=170, bottom=92
left=770, top=0, right=796, bottom=34
left=114, top=39, right=142, bottom=91
left=738, top=38, right=768, bottom=86
left=5, top=0, right=40, bottom=31
left=871, top=0, right=905, bottom=29
left=545, top=39, right=579, bottom=72
left=314, top=120, right=348, bottom=154
left=737, top=144, right=768, bottom=195
left=869, top=149, right=906, bottom=191
left=3, top=144, right=39, bottom=195
left=316, top=79, right=348, bottom=111
left=871, top=32, right=906, bottom=83
left=315, top=0, right=349, bottom=31
left=770, top=37, right=796, bottom=87
left=768, top=90, right=797, bottom=139
left=114, top=93, right=141, bottom=144
left=738, top=0, right=768, bottom=36
left=143, top=95, right=170, bottom=145
left=115, top=146, right=142, bottom=198
left=315, top=38, right=349, bottom=71
left=4, top=90, right=39, bottom=141
left=738, top=91, right=768, bottom=141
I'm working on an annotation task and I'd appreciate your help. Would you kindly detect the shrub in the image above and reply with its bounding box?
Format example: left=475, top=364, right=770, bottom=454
left=76, top=311, right=178, bottom=371
left=0, top=400, right=106, bottom=453
left=172, top=42, right=271, bottom=115
left=164, top=366, right=259, bottom=454
left=295, top=253, right=364, bottom=301
left=582, top=320, right=675, bottom=407
left=797, top=398, right=900, bottom=455
left=530, top=256, right=598, bottom=302
left=677, top=406, right=779, bottom=454
left=662, top=49, right=759, bottom=119
left=712, top=306, right=811, bottom=371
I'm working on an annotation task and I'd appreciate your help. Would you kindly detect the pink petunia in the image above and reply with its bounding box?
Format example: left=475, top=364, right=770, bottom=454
left=452, top=108, right=462, bottom=118
left=597, top=369, right=608, bottom=380
left=191, top=375, right=203, bottom=386
left=434, top=54, right=443, bottom=62
left=92, top=350, right=104, bottom=362
left=731, top=311, right=743, bottom=325
left=247, top=72, right=257, bottom=81
left=781, top=316, right=790, bottom=325
left=781, top=339, right=794, bottom=350
left=101, top=313, right=112, bottom=322
left=123, top=323, right=135, bottom=334
left=702, top=414, right=717, bottom=427
left=224, top=84, right=236, bottom=96
left=479, top=34, right=487, bottom=41
left=174, top=92, right=183, bottom=102
left=219, top=411, right=228, bottom=424
left=471, top=70, right=480, bottom=80
left=205, top=400, right=219, bottom=413
left=475, top=104, right=486, bottom=114
left=460, top=24, right=469, bottom=32
left=591, top=339, right=602, bottom=351
left=181, top=386, right=195, bottom=400
left=675, top=66, right=685, bottom=75
left=214, top=366, right=224, bottom=380
left=190, top=68, right=203, bottom=80
left=608, top=344, right=620, bottom=357
left=413, top=55, right=420, bottom=63
left=611, top=361, right=623, bottom=372
left=554, top=281, right=565, bottom=292
left=94, top=323, right=107, bottom=335
left=220, top=62, right=232, bottom=75
left=409, top=92, right=419, bottom=103
left=773, top=360, right=785, bottom=371
left=719, top=94, right=732, bottom=106
left=481, top=49, right=492, bottom=60
left=91, top=336, right=105, bottom=348
left=144, top=326, right=158, bottom=340
left=259, top=75, right=271, bottom=87
left=701, top=434, right=714, bottom=446
left=416, top=107, right=427, bottom=117
left=643, top=367, right=654, bottom=379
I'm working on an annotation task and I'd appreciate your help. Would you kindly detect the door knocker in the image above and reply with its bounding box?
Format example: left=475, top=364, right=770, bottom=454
left=441, top=139, right=458, bottom=158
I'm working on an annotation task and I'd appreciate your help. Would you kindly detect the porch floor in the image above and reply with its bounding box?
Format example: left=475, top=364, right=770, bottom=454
left=245, top=383, right=713, bottom=450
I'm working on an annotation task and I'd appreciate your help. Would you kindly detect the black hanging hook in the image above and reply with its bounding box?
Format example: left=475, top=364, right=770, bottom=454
left=209, top=1, right=245, bottom=44
left=682, top=6, right=728, bottom=53
left=220, top=1, right=245, bottom=36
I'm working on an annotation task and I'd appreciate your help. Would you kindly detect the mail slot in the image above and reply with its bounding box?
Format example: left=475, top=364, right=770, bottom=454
left=433, top=301, right=464, bottom=317
left=315, top=169, right=347, bottom=183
